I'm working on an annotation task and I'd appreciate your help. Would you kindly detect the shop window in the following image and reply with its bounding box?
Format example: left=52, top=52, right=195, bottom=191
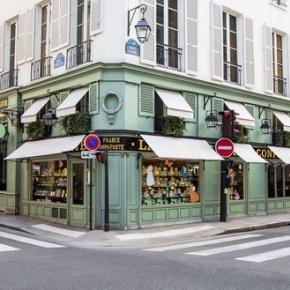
left=227, top=163, right=244, bottom=200
left=72, top=163, right=85, bottom=205
left=285, top=166, right=290, bottom=197
left=276, top=164, right=284, bottom=197
left=142, top=159, right=200, bottom=206
left=32, top=160, right=67, bottom=203
left=268, top=165, right=275, bottom=198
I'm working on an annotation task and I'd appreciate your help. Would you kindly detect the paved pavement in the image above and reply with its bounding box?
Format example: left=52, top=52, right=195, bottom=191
left=0, top=213, right=290, bottom=248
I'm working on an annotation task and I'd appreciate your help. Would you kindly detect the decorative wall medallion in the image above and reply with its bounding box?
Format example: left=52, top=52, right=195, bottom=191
left=102, top=92, right=123, bottom=125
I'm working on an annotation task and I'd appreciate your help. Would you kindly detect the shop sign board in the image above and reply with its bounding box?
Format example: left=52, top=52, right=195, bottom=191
left=81, top=150, right=97, bottom=159
left=83, top=134, right=101, bottom=151
left=215, top=138, right=234, bottom=158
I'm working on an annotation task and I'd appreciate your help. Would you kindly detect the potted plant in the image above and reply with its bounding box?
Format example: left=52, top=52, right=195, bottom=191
left=155, top=115, right=186, bottom=137
left=273, top=131, right=284, bottom=146
left=61, top=112, right=90, bottom=135
left=26, top=119, right=45, bottom=140
left=232, top=124, right=249, bottom=143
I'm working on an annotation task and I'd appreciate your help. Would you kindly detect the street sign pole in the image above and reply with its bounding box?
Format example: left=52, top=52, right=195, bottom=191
left=104, top=151, right=110, bottom=232
left=89, top=158, right=93, bottom=231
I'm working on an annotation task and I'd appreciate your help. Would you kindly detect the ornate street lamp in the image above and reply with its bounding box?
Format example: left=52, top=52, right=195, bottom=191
left=43, top=109, right=57, bottom=127
left=260, top=119, right=271, bottom=135
left=205, top=111, right=218, bottom=128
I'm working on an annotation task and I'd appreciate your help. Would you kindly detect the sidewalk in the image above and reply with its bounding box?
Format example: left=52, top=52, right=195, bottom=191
left=0, top=213, right=290, bottom=248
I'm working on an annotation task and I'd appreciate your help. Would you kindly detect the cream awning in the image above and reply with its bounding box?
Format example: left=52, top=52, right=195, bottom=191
left=141, top=135, right=223, bottom=161
left=21, top=97, right=50, bottom=124
left=6, top=135, right=85, bottom=160
left=224, top=101, right=255, bottom=127
left=234, top=143, right=268, bottom=163
left=268, top=146, right=290, bottom=164
left=273, top=111, right=290, bottom=132
left=56, top=87, right=89, bottom=117
left=155, top=88, right=193, bottom=119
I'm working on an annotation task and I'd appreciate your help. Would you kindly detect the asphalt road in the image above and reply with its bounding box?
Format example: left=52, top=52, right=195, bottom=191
left=1, top=227, right=290, bottom=290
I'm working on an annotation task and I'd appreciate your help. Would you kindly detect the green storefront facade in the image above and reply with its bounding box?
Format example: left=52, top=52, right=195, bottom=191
left=1, top=62, right=290, bottom=229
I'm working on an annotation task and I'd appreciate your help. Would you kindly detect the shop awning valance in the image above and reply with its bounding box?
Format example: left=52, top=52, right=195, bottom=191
left=234, top=143, right=268, bottom=163
left=224, top=101, right=255, bottom=127
left=272, top=111, right=290, bottom=132
left=5, top=135, right=85, bottom=160
left=56, top=87, right=89, bottom=117
left=21, top=97, right=50, bottom=124
left=155, top=88, right=193, bottom=119
left=268, top=146, right=290, bottom=164
left=141, top=135, right=223, bottom=161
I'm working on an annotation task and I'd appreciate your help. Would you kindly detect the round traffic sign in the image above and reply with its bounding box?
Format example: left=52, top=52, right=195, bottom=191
left=83, top=134, right=101, bottom=151
left=215, top=138, right=234, bottom=158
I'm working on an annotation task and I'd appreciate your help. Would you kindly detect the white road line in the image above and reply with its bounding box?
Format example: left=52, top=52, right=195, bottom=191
left=144, top=234, right=262, bottom=252
left=186, top=236, right=290, bottom=256
left=236, top=247, right=290, bottom=263
left=0, top=243, right=19, bottom=252
left=32, top=224, right=85, bottom=238
left=116, top=225, right=214, bottom=241
left=0, top=232, right=65, bottom=248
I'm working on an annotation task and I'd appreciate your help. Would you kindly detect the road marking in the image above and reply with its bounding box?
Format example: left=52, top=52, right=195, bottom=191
left=0, top=243, right=19, bottom=252
left=116, top=225, right=214, bottom=241
left=237, top=247, right=290, bottom=263
left=32, top=224, right=85, bottom=238
left=186, top=236, right=290, bottom=256
left=144, top=234, right=262, bottom=252
left=0, top=232, right=65, bottom=248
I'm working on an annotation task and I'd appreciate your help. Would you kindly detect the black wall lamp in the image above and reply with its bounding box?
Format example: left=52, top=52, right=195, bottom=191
left=128, top=4, right=151, bottom=43
left=258, top=105, right=271, bottom=135
left=0, top=108, right=23, bottom=127
left=204, top=93, right=219, bottom=128
left=43, top=89, right=60, bottom=127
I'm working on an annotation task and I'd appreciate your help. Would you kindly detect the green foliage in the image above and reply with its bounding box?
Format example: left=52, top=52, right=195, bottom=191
left=162, top=116, right=186, bottom=137
left=61, top=112, right=90, bottom=135
left=273, top=131, right=290, bottom=147
left=232, top=124, right=249, bottom=143
left=26, top=119, right=45, bottom=140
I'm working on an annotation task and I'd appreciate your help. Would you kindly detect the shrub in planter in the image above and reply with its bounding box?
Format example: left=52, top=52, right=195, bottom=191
left=158, top=116, right=186, bottom=137
left=283, top=132, right=290, bottom=147
left=232, top=124, right=249, bottom=143
left=61, top=112, right=90, bottom=135
left=26, top=119, right=45, bottom=140
left=273, top=131, right=284, bottom=146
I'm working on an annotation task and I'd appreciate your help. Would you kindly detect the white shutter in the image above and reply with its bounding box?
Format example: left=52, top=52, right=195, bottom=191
left=0, top=25, right=4, bottom=72
left=141, top=0, right=156, bottom=65
left=17, top=13, right=27, bottom=64
left=211, top=2, right=223, bottom=81
left=186, top=0, right=198, bottom=75
left=244, top=17, right=254, bottom=87
left=51, top=0, right=60, bottom=50
left=264, top=24, right=273, bottom=93
left=90, top=0, right=102, bottom=35
left=25, top=8, right=35, bottom=61
left=59, top=0, right=70, bottom=47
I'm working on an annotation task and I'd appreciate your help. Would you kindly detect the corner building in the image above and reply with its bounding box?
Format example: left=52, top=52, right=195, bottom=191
left=0, top=0, right=290, bottom=229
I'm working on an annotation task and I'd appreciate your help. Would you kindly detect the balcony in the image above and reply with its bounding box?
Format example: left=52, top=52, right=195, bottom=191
left=0, top=70, right=18, bottom=91
left=31, top=57, right=52, bottom=81
left=156, top=44, right=183, bottom=71
left=223, top=62, right=242, bottom=86
left=66, top=40, right=92, bottom=69
left=273, top=76, right=287, bottom=96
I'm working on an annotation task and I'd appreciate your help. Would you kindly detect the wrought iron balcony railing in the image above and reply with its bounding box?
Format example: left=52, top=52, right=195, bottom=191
left=156, top=43, right=183, bottom=71
left=31, top=57, right=52, bottom=81
left=0, top=70, right=18, bottom=91
left=66, top=40, right=92, bottom=69
left=273, top=76, right=287, bottom=96
left=271, top=0, right=288, bottom=8
left=223, top=61, right=242, bottom=86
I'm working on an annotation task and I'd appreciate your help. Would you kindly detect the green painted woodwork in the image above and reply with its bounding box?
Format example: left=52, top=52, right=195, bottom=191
left=248, top=164, right=267, bottom=199
left=155, top=209, right=166, bottom=221
left=183, top=92, right=197, bottom=122
left=139, top=83, right=154, bottom=117
left=203, top=161, right=220, bottom=202
left=89, top=82, right=99, bottom=114
left=229, top=202, right=245, bottom=214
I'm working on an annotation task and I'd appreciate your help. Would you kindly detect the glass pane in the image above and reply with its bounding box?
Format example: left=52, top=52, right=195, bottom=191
left=230, top=32, right=237, bottom=48
left=276, top=165, right=284, bottom=197
left=157, top=0, right=164, bottom=4
left=228, top=163, right=243, bottom=200
left=156, top=45, right=164, bottom=65
left=276, top=34, right=282, bottom=49
left=223, top=29, right=227, bottom=45
left=277, top=50, right=283, bottom=65
left=230, top=48, right=237, bottom=64
left=277, top=64, right=283, bottom=78
left=10, top=24, right=16, bottom=39
left=168, top=29, right=177, bottom=47
left=168, top=10, right=177, bottom=29
left=156, top=25, right=164, bottom=45
left=285, top=166, right=290, bottom=197
left=0, top=143, right=7, bottom=191
left=168, top=0, right=177, bottom=10
left=157, top=5, right=164, bottom=24
left=230, top=66, right=238, bottom=83
left=72, top=163, right=85, bottom=205
left=223, top=12, right=226, bottom=28
left=268, top=165, right=275, bottom=198
left=229, top=15, right=236, bottom=31
left=223, top=63, right=228, bottom=81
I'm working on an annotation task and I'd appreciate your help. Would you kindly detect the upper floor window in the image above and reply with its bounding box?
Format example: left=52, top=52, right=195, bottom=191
left=77, top=0, right=91, bottom=44
left=272, top=32, right=286, bottom=96
left=9, top=23, right=16, bottom=72
left=41, top=6, right=48, bottom=60
left=223, top=12, right=241, bottom=85
left=156, top=0, right=181, bottom=70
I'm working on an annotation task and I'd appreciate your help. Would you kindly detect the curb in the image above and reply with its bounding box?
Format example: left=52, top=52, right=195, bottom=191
left=222, top=221, right=290, bottom=235
left=0, top=223, right=35, bottom=235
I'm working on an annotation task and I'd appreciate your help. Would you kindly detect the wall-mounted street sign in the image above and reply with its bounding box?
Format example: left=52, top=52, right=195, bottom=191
left=125, top=39, right=140, bottom=56
left=54, top=53, right=65, bottom=68
left=81, top=150, right=97, bottom=159
left=83, top=134, right=101, bottom=151
left=215, top=138, right=234, bottom=158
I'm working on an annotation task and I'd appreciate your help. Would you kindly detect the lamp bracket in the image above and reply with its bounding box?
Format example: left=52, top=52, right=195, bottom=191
left=127, top=4, right=147, bottom=36
left=203, top=92, right=217, bottom=110
left=258, top=104, right=271, bottom=119
left=47, top=89, right=60, bottom=103
left=0, top=107, right=23, bottom=126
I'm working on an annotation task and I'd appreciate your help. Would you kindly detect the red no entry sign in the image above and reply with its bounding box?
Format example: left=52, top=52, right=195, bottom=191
left=215, top=138, right=234, bottom=158
left=83, top=134, right=101, bottom=151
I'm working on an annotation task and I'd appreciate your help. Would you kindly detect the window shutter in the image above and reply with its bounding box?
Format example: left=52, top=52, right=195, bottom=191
left=141, top=0, right=156, bottom=66
left=90, top=0, right=102, bottom=35
left=25, top=8, right=35, bottom=61
left=245, top=104, right=254, bottom=117
left=211, top=2, right=223, bottom=81
left=244, top=17, right=254, bottom=87
left=139, top=84, right=154, bottom=117
left=89, top=83, right=99, bottom=114
left=17, top=13, right=27, bottom=64
left=186, top=0, right=198, bottom=75
left=51, top=0, right=60, bottom=50
left=24, top=100, right=33, bottom=111
left=264, top=24, right=273, bottom=93
left=60, top=91, right=69, bottom=103
left=183, top=92, right=197, bottom=122
left=59, top=0, right=70, bottom=47
left=213, top=98, right=223, bottom=123
left=50, top=95, right=58, bottom=109
left=0, top=25, right=4, bottom=72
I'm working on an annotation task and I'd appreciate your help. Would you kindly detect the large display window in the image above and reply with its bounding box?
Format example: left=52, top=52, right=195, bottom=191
left=268, top=164, right=290, bottom=198
left=32, top=160, right=68, bottom=203
left=141, top=159, right=200, bottom=206
left=227, top=162, right=244, bottom=200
